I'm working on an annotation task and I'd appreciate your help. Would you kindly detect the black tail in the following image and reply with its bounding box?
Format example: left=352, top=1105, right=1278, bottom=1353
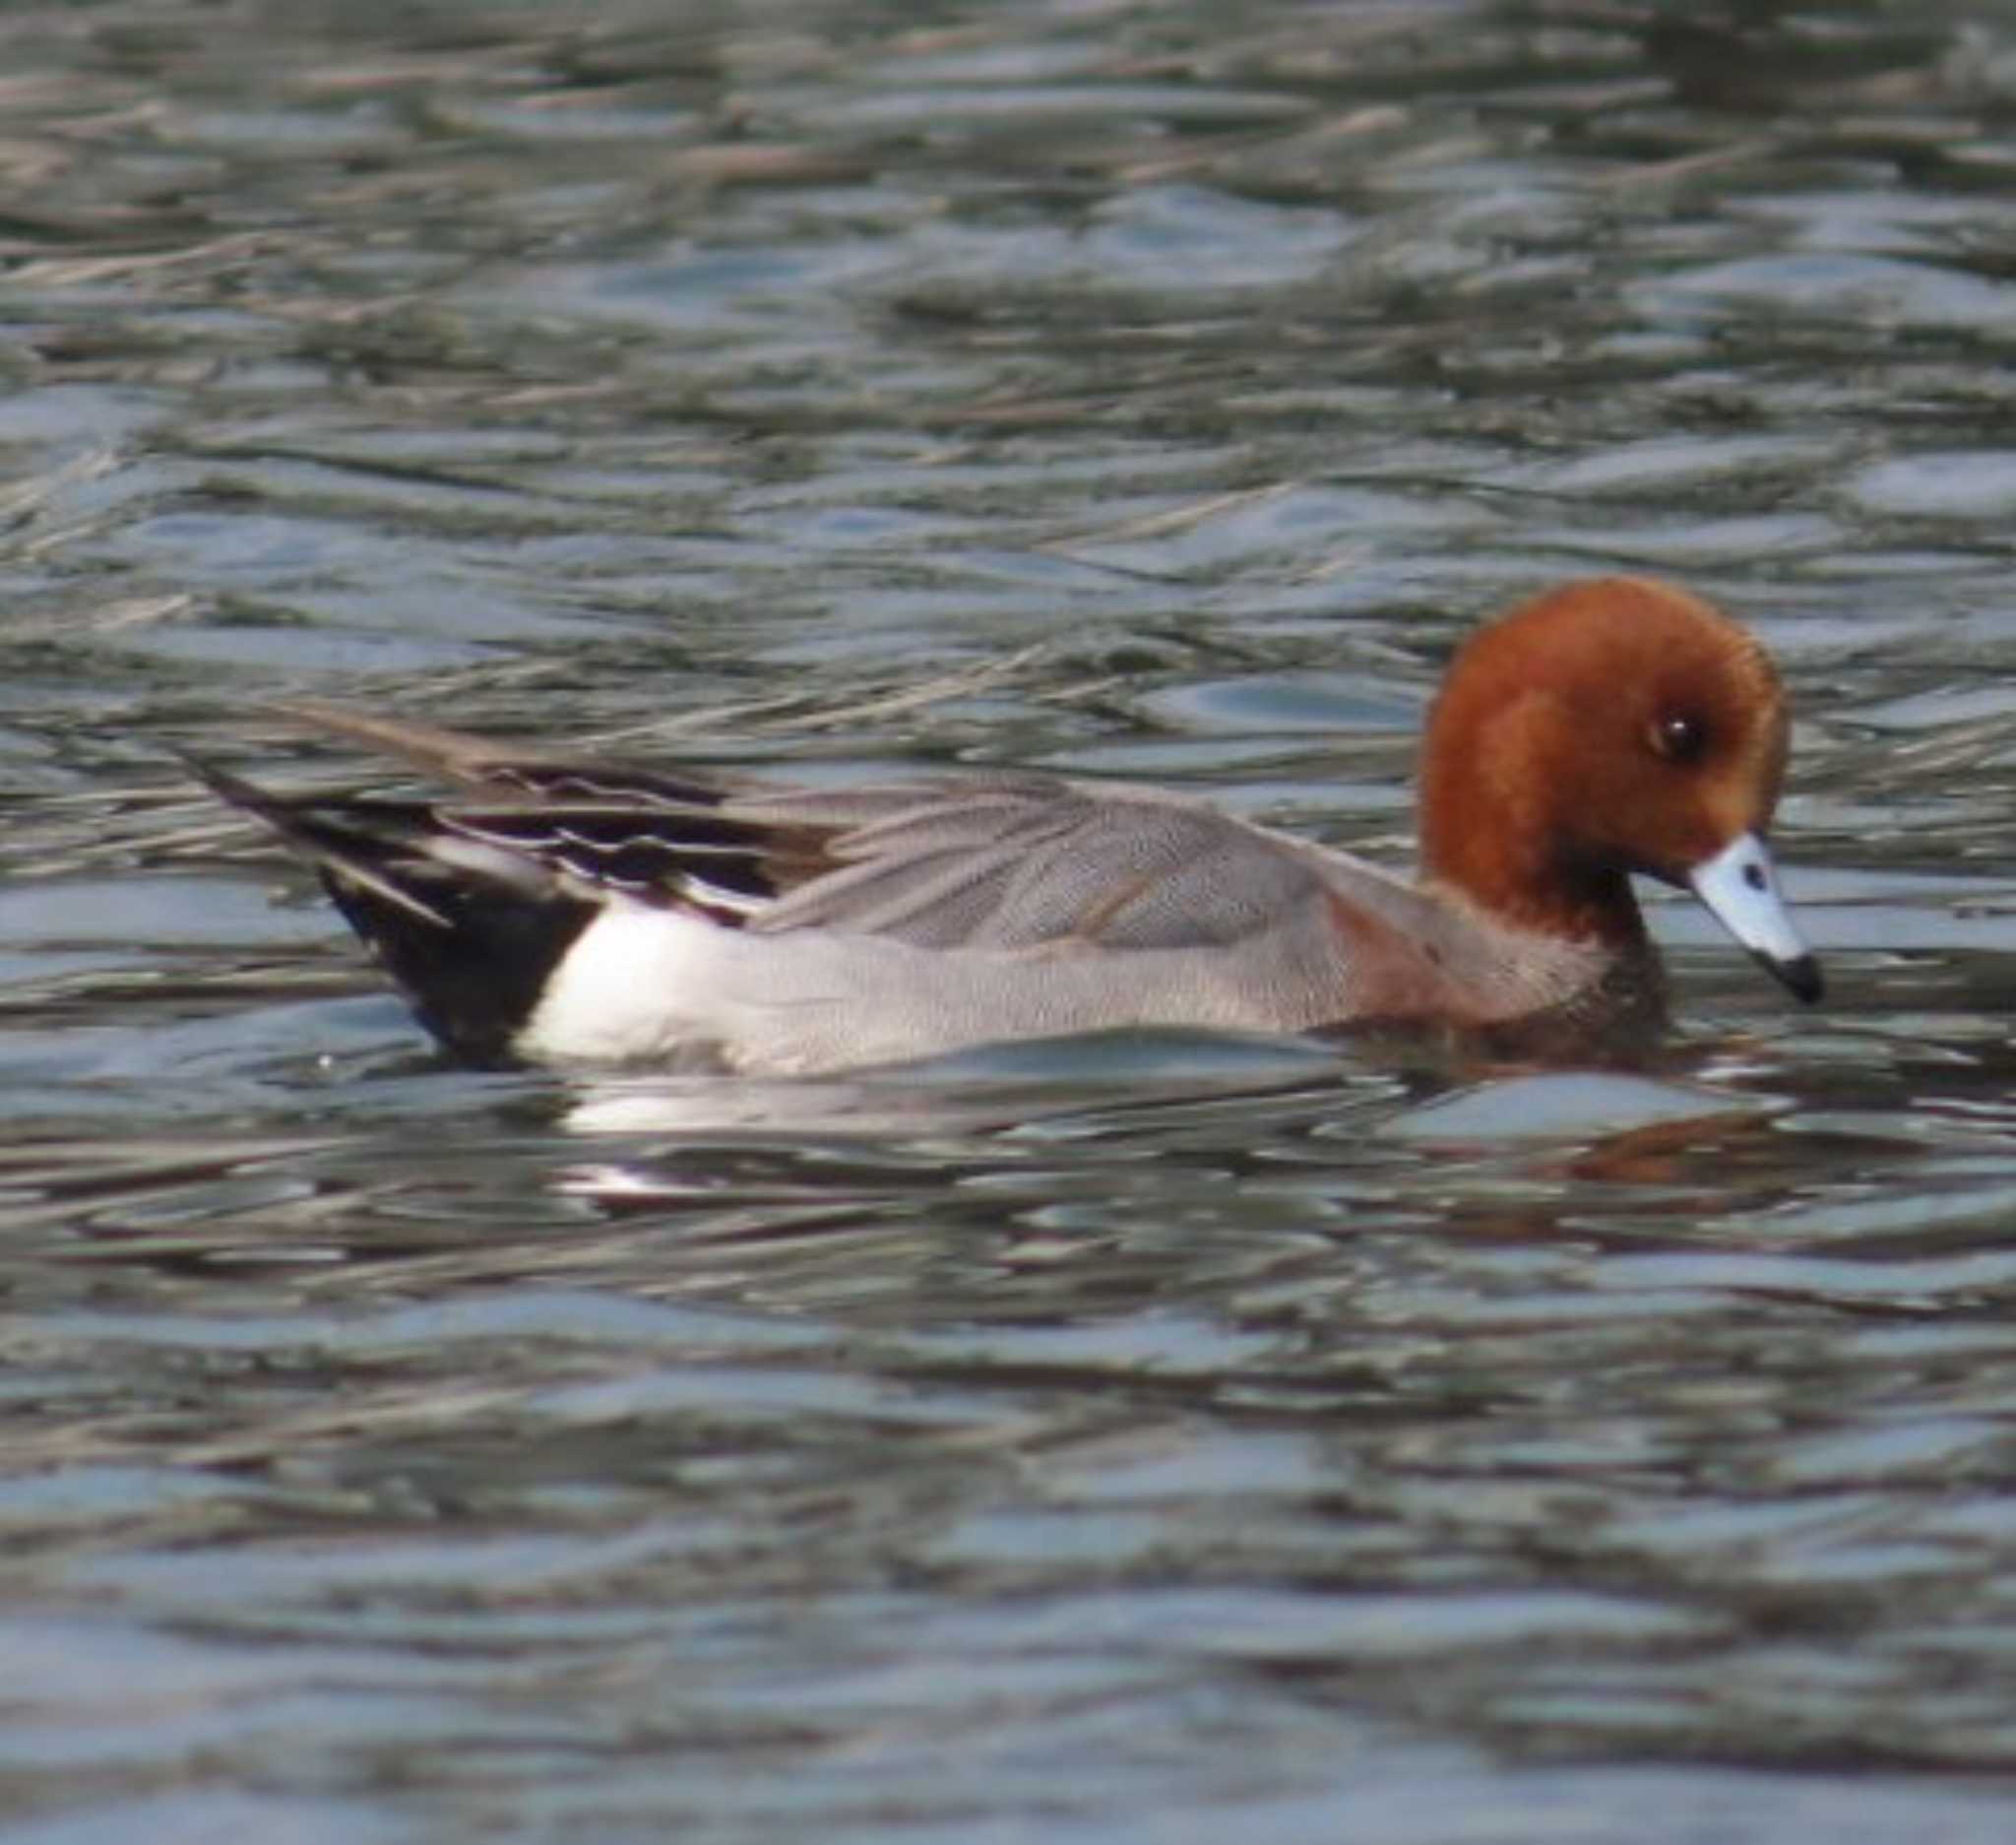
left=185, top=755, right=596, bottom=1066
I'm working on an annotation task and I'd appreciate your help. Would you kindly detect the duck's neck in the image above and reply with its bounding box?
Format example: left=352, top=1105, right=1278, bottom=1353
left=1418, top=731, right=1648, bottom=952
left=1452, top=848, right=1651, bottom=951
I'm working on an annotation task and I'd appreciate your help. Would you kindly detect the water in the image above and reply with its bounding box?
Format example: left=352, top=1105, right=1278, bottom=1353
left=6, top=1, right=2016, bottom=1838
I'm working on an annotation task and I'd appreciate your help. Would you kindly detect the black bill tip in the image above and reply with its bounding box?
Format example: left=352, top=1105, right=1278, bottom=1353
left=1766, top=951, right=1824, bottom=1005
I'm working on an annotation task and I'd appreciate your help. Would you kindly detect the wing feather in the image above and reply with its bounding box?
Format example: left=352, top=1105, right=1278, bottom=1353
left=249, top=704, right=1367, bottom=961
left=747, top=783, right=1337, bottom=953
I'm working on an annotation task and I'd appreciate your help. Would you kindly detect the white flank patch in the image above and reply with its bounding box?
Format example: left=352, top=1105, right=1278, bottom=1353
left=517, top=903, right=720, bottom=1064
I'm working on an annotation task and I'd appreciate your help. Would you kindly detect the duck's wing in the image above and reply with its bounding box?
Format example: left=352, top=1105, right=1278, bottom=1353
left=259, top=703, right=1373, bottom=955
left=730, top=781, right=1355, bottom=951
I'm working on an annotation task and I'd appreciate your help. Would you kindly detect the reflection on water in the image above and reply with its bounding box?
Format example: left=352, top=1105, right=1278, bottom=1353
left=8, top=1, right=2016, bottom=1839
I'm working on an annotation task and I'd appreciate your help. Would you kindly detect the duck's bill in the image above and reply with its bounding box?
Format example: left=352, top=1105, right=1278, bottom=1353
left=1687, top=831, right=1823, bottom=1003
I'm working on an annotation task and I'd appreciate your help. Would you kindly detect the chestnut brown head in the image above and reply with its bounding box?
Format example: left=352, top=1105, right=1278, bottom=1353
left=1418, top=576, right=1817, bottom=1000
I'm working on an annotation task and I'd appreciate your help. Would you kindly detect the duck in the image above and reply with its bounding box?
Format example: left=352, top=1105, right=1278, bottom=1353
left=188, top=575, right=1820, bottom=1075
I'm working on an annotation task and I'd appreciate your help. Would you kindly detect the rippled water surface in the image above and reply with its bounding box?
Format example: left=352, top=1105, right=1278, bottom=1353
left=8, top=2, right=2016, bottom=1839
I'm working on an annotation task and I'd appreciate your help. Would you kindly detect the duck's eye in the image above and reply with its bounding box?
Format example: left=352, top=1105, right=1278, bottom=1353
left=1649, top=711, right=1708, bottom=764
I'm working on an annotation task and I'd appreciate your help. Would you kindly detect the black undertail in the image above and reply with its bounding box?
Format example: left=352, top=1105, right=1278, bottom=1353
left=315, top=856, right=596, bottom=1067
left=187, top=759, right=601, bottom=1066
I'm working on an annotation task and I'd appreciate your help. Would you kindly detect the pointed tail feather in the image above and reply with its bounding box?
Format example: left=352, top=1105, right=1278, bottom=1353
left=184, top=751, right=597, bottom=1066
left=177, top=752, right=453, bottom=926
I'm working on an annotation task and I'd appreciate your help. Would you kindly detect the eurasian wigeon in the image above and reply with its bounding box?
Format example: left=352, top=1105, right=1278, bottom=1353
left=191, top=575, right=1819, bottom=1074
